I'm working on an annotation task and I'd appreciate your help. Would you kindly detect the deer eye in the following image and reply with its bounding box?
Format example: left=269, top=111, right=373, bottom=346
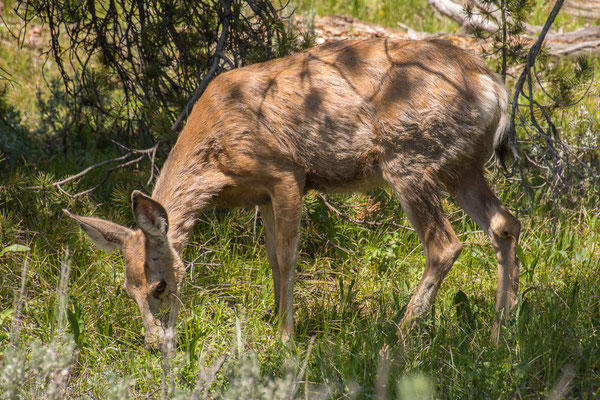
left=153, top=279, right=167, bottom=298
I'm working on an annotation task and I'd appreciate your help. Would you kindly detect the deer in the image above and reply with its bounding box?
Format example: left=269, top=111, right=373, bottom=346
left=66, top=38, right=521, bottom=349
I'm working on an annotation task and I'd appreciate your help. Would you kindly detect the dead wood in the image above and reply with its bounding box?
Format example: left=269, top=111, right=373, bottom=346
left=427, top=0, right=600, bottom=56
left=27, top=142, right=161, bottom=198
left=564, top=0, right=600, bottom=18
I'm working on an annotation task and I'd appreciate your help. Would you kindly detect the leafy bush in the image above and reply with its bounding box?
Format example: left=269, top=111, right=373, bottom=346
left=17, top=0, right=314, bottom=148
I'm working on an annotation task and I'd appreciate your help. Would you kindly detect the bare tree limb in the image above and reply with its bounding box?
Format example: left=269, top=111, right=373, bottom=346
left=52, top=152, right=134, bottom=187
left=18, top=1, right=308, bottom=141
left=171, top=0, right=232, bottom=134
left=25, top=142, right=161, bottom=197
left=509, top=0, right=566, bottom=161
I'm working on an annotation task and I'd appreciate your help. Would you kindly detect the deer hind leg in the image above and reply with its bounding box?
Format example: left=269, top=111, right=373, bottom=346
left=382, top=168, right=463, bottom=330
left=450, top=169, right=520, bottom=342
left=270, top=174, right=304, bottom=339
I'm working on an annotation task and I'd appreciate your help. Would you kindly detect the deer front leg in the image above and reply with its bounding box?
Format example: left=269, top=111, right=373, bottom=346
left=271, top=177, right=303, bottom=339
left=260, top=203, right=281, bottom=312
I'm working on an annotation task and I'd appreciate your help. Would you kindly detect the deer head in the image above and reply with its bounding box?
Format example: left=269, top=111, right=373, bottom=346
left=65, top=191, right=184, bottom=349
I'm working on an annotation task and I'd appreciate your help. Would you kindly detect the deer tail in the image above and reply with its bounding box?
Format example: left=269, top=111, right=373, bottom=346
left=493, top=84, right=511, bottom=169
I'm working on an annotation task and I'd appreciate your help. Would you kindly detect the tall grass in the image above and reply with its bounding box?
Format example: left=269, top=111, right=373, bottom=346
left=2, top=161, right=599, bottom=397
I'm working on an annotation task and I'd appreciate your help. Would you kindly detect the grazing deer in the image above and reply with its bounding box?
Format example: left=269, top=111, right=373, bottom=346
left=66, top=38, right=520, bottom=348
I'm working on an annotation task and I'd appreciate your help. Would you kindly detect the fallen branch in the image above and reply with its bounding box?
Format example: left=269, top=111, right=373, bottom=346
left=428, top=0, right=498, bottom=32
left=563, top=0, right=600, bottom=18
left=427, top=0, right=600, bottom=56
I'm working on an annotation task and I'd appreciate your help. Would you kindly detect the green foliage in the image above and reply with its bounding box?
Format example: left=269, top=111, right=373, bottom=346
left=295, top=0, right=458, bottom=32
left=465, top=0, right=534, bottom=78
left=0, top=244, right=30, bottom=257
left=0, top=85, right=40, bottom=166
left=35, top=74, right=133, bottom=155
left=1, top=163, right=599, bottom=397
left=14, top=0, right=313, bottom=147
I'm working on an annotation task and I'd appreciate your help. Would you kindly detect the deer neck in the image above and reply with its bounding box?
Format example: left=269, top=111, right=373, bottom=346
left=152, top=157, right=227, bottom=254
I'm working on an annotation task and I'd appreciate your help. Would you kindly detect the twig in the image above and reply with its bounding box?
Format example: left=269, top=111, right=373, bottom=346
left=506, top=0, right=598, bottom=212
left=10, top=257, right=29, bottom=346
left=53, top=152, right=132, bottom=187
left=147, top=142, right=160, bottom=185
left=317, top=193, right=414, bottom=231
left=26, top=141, right=160, bottom=197
left=66, top=155, right=145, bottom=198
left=311, top=228, right=355, bottom=254
left=191, top=354, right=229, bottom=400
left=509, top=1, right=557, bottom=158
left=287, top=335, right=316, bottom=400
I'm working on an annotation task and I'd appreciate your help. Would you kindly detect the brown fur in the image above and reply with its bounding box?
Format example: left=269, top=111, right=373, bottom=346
left=67, top=38, right=520, bottom=347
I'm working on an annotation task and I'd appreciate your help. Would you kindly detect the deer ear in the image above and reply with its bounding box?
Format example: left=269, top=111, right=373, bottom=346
left=131, top=190, right=169, bottom=240
left=64, top=210, right=131, bottom=253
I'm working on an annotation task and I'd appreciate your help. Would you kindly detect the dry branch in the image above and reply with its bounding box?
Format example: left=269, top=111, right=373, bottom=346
left=171, top=0, right=232, bottom=133
left=508, top=0, right=598, bottom=208
left=31, top=142, right=161, bottom=198
left=563, top=0, right=600, bottom=18
left=16, top=0, right=303, bottom=140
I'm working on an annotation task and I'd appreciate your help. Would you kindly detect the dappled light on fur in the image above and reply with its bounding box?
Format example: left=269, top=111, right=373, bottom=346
left=68, top=38, right=520, bottom=346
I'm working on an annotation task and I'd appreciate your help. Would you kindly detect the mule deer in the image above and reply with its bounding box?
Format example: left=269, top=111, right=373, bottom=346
left=67, top=38, right=520, bottom=348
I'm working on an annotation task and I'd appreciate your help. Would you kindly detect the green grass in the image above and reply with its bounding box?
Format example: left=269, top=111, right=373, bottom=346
left=294, top=0, right=597, bottom=33
left=2, top=0, right=600, bottom=398
left=294, top=0, right=458, bottom=33
left=2, top=160, right=600, bottom=398
left=0, top=19, right=61, bottom=131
